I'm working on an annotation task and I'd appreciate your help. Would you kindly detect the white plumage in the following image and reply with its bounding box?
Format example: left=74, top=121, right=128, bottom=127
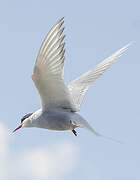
left=13, top=18, right=130, bottom=140
left=68, top=44, right=130, bottom=111
left=32, top=17, right=76, bottom=111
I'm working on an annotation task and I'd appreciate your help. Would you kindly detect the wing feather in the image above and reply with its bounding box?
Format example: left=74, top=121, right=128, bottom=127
left=32, top=18, right=76, bottom=111
left=68, top=44, right=130, bottom=111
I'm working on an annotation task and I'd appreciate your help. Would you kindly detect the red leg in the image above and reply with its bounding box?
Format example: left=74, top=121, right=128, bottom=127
left=72, top=129, right=77, bottom=136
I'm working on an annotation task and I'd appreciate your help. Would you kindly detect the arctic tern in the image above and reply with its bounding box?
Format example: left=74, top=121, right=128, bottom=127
left=13, top=17, right=130, bottom=141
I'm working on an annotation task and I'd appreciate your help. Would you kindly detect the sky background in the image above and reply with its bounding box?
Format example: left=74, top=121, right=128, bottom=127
left=0, top=0, right=140, bottom=179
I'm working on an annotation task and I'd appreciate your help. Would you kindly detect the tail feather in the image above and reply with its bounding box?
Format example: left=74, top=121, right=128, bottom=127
left=72, top=114, right=123, bottom=143
left=84, top=124, right=123, bottom=144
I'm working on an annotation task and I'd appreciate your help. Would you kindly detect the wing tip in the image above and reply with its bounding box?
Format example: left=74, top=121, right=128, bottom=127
left=122, top=41, right=133, bottom=50
left=112, top=42, right=132, bottom=58
left=58, top=17, right=65, bottom=23
left=55, top=17, right=65, bottom=29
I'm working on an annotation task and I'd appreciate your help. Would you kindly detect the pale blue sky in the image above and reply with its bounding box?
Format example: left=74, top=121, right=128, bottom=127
left=0, top=0, right=140, bottom=179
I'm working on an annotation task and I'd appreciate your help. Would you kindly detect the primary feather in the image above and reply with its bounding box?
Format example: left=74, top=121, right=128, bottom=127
left=68, top=44, right=130, bottom=111
left=32, top=18, right=76, bottom=111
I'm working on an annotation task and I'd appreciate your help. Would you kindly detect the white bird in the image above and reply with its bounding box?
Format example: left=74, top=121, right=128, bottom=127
left=13, top=17, right=130, bottom=140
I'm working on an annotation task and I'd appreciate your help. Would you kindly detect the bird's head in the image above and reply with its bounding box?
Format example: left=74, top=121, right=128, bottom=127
left=13, top=113, right=33, bottom=133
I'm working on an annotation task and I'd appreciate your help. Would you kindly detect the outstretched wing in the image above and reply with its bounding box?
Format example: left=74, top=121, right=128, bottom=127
left=32, top=18, right=76, bottom=111
left=68, top=44, right=130, bottom=111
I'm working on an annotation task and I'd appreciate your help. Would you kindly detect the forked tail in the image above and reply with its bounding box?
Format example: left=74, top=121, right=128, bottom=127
left=71, top=114, right=123, bottom=143
left=83, top=123, right=123, bottom=144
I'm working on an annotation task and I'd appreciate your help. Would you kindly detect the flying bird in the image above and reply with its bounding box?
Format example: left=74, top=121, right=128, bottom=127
left=13, top=17, right=130, bottom=139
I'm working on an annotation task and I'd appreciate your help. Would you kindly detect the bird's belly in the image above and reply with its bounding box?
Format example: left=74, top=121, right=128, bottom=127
left=36, top=113, right=72, bottom=131
left=46, top=119, right=71, bottom=131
